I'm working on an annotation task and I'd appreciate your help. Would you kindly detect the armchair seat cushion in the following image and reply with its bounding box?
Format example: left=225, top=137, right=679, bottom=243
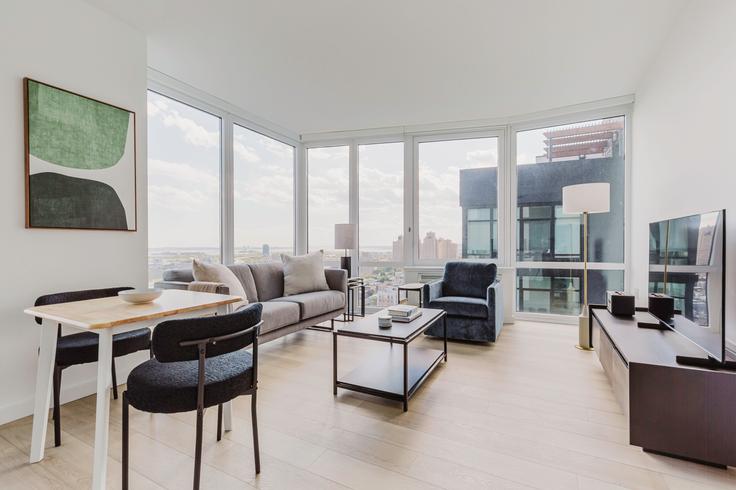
left=55, top=328, right=151, bottom=366
left=126, top=350, right=253, bottom=414
left=257, top=301, right=300, bottom=334
left=271, top=290, right=345, bottom=320
left=428, top=296, right=488, bottom=319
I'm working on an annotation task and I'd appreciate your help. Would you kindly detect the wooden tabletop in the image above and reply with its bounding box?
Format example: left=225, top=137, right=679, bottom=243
left=24, top=289, right=243, bottom=330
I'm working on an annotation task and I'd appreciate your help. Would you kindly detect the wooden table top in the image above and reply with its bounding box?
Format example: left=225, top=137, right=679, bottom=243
left=24, top=289, right=243, bottom=330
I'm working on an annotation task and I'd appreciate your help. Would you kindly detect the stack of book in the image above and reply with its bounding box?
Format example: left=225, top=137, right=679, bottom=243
left=387, top=304, right=422, bottom=322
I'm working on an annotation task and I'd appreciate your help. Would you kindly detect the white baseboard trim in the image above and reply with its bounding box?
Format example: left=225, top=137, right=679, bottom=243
left=0, top=364, right=135, bottom=427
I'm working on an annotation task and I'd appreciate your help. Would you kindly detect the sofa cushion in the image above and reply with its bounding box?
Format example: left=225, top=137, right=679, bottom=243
left=228, top=264, right=259, bottom=303
left=428, top=296, right=489, bottom=319
left=162, top=268, right=194, bottom=283
left=249, top=263, right=285, bottom=301
left=281, top=251, right=329, bottom=296
left=257, top=301, right=300, bottom=334
left=443, top=262, right=496, bottom=298
left=271, top=290, right=345, bottom=320
left=192, top=260, right=248, bottom=309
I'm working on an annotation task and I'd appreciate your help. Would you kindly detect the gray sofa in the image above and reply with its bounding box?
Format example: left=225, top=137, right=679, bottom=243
left=154, top=263, right=347, bottom=343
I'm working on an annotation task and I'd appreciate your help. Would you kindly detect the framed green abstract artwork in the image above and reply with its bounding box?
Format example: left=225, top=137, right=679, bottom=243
left=24, top=78, right=137, bottom=231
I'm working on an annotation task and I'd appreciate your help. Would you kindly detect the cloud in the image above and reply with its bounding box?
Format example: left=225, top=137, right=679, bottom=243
left=233, top=141, right=260, bottom=163
left=148, top=158, right=219, bottom=190
left=466, top=148, right=498, bottom=167
left=308, top=147, right=348, bottom=161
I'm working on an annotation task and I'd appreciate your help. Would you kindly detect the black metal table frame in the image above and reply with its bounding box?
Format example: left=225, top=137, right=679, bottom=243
left=334, top=279, right=366, bottom=323
left=332, top=311, right=447, bottom=411
left=397, top=285, right=424, bottom=307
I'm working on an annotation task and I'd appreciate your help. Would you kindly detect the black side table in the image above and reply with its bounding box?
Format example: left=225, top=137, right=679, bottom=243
left=397, top=283, right=424, bottom=307
left=334, top=277, right=366, bottom=323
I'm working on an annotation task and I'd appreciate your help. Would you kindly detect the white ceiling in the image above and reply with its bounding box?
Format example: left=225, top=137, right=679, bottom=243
left=86, top=0, right=685, bottom=135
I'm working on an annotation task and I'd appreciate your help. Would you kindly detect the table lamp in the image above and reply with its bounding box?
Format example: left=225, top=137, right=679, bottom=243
left=562, top=182, right=610, bottom=350
left=334, top=223, right=356, bottom=278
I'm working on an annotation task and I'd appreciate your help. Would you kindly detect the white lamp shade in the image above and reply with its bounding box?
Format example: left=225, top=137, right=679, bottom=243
left=334, top=223, right=356, bottom=249
left=562, top=183, right=610, bottom=214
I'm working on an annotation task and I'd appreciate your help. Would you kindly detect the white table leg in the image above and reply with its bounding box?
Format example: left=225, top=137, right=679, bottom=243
left=223, top=401, right=233, bottom=432
left=217, top=302, right=234, bottom=432
left=91, top=330, right=113, bottom=490
left=29, top=322, right=58, bottom=463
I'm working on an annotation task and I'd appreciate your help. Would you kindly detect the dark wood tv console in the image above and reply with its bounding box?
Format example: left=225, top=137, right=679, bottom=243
left=590, top=305, right=736, bottom=468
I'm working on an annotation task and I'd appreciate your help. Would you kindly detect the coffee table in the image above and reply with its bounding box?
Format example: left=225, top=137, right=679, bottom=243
left=333, top=308, right=447, bottom=411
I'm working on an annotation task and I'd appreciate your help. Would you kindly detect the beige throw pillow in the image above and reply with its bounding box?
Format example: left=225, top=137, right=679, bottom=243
left=281, top=251, right=329, bottom=296
left=192, top=260, right=248, bottom=309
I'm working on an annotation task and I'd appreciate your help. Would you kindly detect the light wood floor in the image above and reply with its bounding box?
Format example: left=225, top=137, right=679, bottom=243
left=2, top=320, right=735, bottom=489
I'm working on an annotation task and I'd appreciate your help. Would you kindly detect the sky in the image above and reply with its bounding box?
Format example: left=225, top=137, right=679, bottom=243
left=147, top=89, right=622, bottom=252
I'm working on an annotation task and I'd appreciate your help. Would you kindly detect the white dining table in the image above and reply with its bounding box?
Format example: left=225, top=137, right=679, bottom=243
left=24, top=289, right=243, bottom=490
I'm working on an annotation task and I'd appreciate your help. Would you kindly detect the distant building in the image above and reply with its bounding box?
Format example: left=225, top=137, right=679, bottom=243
left=262, top=244, right=270, bottom=257
left=437, top=238, right=458, bottom=259
left=420, top=232, right=437, bottom=259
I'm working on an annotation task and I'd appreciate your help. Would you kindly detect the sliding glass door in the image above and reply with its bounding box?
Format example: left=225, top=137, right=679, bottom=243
left=416, top=135, right=500, bottom=264
left=233, top=124, right=295, bottom=263
left=358, top=142, right=404, bottom=307
left=307, top=145, right=349, bottom=266
left=147, top=91, right=222, bottom=284
left=514, top=116, right=626, bottom=315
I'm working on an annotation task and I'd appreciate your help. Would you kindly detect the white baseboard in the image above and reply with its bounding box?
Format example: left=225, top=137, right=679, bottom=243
left=0, top=364, right=135, bottom=427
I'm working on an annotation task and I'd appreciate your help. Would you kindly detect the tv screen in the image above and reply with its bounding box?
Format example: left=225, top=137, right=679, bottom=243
left=648, top=210, right=726, bottom=361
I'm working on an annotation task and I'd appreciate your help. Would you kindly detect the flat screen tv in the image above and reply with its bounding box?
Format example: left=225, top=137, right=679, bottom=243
left=648, top=210, right=731, bottom=366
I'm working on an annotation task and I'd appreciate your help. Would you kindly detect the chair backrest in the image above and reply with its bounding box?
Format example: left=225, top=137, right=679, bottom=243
left=442, top=262, right=497, bottom=298
left=34, top=287, right=134, bottom=324
left=152, top=303, right=262, bottom=362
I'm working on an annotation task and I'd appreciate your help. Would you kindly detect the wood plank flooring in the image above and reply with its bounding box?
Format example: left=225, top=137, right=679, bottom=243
left=1, top=320, right=735, bottom=489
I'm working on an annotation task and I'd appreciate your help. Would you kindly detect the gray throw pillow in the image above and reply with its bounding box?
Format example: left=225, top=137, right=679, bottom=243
left=281, top=251, right=329, bottom=296
left=192, top=259, right=248, bottom=310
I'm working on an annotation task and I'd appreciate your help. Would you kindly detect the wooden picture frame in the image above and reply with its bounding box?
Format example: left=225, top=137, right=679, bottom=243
left=24, top=78, right=137, bottom=231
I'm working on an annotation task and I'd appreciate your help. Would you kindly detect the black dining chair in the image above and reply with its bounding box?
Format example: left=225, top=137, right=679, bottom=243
left=122, top=303, right=263, bottom=490
left=34, top=287, right=152, bottom=448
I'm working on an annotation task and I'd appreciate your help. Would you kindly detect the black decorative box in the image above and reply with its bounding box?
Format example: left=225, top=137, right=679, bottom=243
left=648, top=293, right=675, bottom=321
left=606, top=291, right=635, bottom=316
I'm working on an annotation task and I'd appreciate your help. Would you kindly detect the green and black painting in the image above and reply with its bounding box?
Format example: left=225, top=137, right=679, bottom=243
left=25, top=79, right=136, bottom=230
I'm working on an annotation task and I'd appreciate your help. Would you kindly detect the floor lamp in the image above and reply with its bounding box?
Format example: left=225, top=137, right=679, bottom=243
left=562, top=182, right=610, bottom=350
left=334, top=223, right=356, bottom=278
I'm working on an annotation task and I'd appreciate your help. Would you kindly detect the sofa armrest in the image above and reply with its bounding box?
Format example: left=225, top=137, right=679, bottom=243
left=153, top=280, right=191, bottom=291
left=325, top=268, right=347, bottom=294
left=187, top=281, right=230, bottom=295
left=486, top=280, right=504, bottom=327
left=422, top=280, right=444, bottom=305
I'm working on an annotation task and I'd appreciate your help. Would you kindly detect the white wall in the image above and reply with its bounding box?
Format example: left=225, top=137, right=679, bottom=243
left=631, top=0, right=736, bottom=354
left=0, top=0, right=148, bottom=424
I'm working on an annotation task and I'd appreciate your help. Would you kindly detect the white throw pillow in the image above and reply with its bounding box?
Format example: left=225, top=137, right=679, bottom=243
left=191, top=259, right=248, bottom=309
left=281, top=251, right=330, bottom=296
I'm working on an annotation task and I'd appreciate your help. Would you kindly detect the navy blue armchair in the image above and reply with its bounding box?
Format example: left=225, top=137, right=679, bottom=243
left=423, top=262, right=503, bottom=342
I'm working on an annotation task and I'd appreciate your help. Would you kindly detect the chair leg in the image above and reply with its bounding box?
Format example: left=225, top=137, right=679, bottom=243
left=122, top=392, right=129, bottom=490
left=216, top=404, right=223, bottom=442
left=251, top=391, right=260, bottom=474
left=52, top=366, right=62, bottom=447
left=111, top=359, right=118, bottom=400
left=193, top=407, right=204, bottom=490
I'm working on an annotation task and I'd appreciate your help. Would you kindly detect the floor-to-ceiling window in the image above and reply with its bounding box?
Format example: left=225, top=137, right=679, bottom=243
left=515, top=116, right=626, bottom=315
left=233, top=124, right=294, bottom=263
left=416, top=135, right=500, bottom=263
left=307, top=145, right=349, bottom=266
left=147, top=91, right=221, bottom=284
left=358, top=142, right=404, bottom=306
